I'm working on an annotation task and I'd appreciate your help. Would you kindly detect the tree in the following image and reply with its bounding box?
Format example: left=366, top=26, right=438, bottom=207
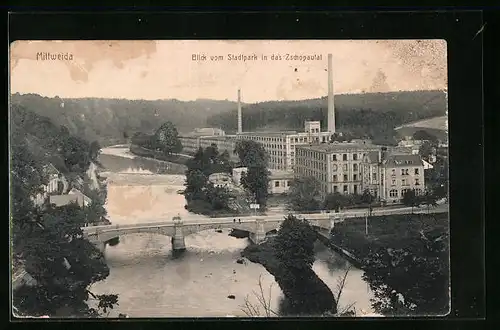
left=204, top=183, right=231, bottom=210
left=89, top=141, right=101, bottom=163
left=274, top=215, right=317, bottom=272
left=363, top=230, right=449, bottom=315
left=234, top=140, right=268, bottom=168
left=419, top=141, right=435, bottom=162
left=241, top=167, right=270, bottom=207
left=402, top=189, right=420, bottom=213
left=154, top=121, right=182, bottom=155
left=288, top=176, right=322, bottom=212
left=184, top=169, right=208, bottom=203
left=235, top=140, right=269, bottom=207
left=130, top=132, right=154, bottom=149
left=11, top=117, right=118, bottom=317
left=60, top=135, right=91, bottom=174
left=13, top=205, right=119, bottom=317
left=413, top=130, right=438, bottom=143
left=323, top=193, right=349, bottom=212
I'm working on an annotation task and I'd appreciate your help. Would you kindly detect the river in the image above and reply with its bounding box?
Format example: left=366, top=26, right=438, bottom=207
left=89, top=146, right=378, bottom=317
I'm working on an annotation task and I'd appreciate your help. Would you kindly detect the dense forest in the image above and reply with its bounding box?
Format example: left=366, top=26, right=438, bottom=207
left=11, top=90, right=446, bottom=147
left=10, top=104, right=100, bottom=177
left=10, top=93, right=238, bottom=146
left=207, top=90, right=447, bottom=138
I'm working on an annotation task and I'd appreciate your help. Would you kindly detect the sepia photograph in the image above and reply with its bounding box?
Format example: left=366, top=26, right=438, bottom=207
left=10, top=40, right=449, bottom=318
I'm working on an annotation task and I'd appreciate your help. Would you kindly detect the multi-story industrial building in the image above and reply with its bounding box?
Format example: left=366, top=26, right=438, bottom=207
left=179, top=135, right=239, bottom=163
left=360, top=150, right=425, bottom=204
left=179, top=53, right=338, bottom=171
left=294, top=142, right=381, bottom=198
left=294, top=143, right=426, bottom=204
left=234, top=121, right=334, bottom=171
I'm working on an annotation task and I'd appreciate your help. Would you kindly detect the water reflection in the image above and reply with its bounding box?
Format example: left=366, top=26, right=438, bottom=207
left=89, top=147, right=376, bottom=317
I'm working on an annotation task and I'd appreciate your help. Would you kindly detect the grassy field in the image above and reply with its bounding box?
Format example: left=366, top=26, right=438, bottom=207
left=330, top=212, right=449, bottom=260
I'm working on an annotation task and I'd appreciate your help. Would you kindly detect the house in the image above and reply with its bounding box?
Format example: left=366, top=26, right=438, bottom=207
left=49, top=194, right=80, bottom=207
left=67, top=188, right=92, bottom=207
left=361, top=149, right=425, bottom=204
left=31, top=163, right=69, bottom=206
left=268, top=170, right=294, bottom=195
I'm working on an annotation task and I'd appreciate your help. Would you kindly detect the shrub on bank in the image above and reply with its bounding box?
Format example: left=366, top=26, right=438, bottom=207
left=331, top=212, right=450, bottom=316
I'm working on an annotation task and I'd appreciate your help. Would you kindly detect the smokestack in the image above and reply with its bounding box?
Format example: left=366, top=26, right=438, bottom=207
left=327, top=54, right=336, bottom=133
left=237, top=89, right=242, bottom=134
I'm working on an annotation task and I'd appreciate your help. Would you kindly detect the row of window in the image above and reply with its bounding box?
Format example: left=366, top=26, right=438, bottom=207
left=332, top=174, right=360, bottom=182
left=274, top=180, right=292, bottom=188
left=391, top=168, right=420, bottom=176
left=332, top=184, right=359, bottom=194
left=388, top=188, right=423, bottom=198
left=390, top=178, right=420, bottom=186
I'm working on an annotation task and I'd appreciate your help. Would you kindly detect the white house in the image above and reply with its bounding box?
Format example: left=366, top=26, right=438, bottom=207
left=268, top=170, right=294, bottom=195
left=31, top=163, right=69, bottom=207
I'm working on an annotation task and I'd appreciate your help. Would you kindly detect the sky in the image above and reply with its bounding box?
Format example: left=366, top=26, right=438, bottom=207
left=10, top=40, right=447, bottom=103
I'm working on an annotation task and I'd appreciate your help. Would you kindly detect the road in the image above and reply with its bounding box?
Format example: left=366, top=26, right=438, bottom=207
left=265, top=203, right=448, bottom=216
left=83, top=204, right=448, bottom=233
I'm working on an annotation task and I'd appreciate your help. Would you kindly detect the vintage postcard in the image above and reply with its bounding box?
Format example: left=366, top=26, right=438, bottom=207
left=10, top=40, right=449, bottom=318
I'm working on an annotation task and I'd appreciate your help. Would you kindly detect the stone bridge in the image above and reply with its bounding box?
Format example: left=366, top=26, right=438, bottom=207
left=82, top=213, right=338, bottom=252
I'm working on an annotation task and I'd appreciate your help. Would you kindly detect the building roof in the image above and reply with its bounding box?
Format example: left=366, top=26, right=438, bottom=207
left=186, top=128, right=226, bottom=137
left=383, top=154, right=423, bottom=167
left=68, top=188, right=91, bottom=201
left=49, top=194, right=79, bottom=207
left=364, top=151, right=381, bottom=164
left=43, top=163, right=60, bottom=176
left=297, top=142, right=379, bottom=153
left=269, top=170, right=294, bottom=180
left=199, top=135, right=238, bottom=142
left=237, top=131, right=297, bottom=137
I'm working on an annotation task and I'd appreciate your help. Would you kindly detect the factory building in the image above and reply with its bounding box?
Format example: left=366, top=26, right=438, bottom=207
left=294, top=142, right=381, bottom=198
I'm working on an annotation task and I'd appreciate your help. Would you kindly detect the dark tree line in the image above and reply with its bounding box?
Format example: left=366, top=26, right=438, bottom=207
left=130, top=121, right=182, bottom=156
left=11, top=105, right=100, bottom=176
left=207, top=91, right=446, bottom=138
left=11, top=93, right=237, bottom=146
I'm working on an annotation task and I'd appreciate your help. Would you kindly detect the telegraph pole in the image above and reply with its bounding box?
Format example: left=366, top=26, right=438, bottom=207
left=365, top=212, right=368, bottom=236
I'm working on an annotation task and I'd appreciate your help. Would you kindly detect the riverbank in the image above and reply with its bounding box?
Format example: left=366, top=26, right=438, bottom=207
left=330, top=212, right=450, bottom=315
left=330, top=212, right=449, bottom=263
left=129, top=144, right=191, bottom=168
left=241, top=237, right=336, bottom=316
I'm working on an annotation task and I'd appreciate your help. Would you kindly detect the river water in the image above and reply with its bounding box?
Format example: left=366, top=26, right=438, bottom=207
left=89, top=146, right=377, bottom=317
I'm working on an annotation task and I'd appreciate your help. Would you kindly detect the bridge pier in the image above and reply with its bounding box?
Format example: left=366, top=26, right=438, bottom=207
left=249, top=219, right=266, bottom=244
left=171, top=215, right=186, bottom=251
